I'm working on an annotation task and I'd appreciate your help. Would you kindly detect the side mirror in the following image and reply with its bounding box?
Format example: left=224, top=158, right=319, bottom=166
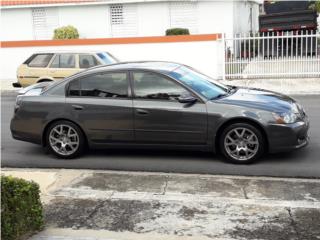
left=178, top=95, right=198, bottom=104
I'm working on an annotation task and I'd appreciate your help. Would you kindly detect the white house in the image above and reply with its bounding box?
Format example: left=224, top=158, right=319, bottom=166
left=1, top=0, right=261, bottom=41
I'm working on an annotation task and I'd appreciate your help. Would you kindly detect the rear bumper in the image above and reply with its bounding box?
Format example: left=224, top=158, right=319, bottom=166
left=10, top=117, right=42, bottom=145
left=267, top=118, right=310, bottom=153
left=12, top=82, right=22, bottom=88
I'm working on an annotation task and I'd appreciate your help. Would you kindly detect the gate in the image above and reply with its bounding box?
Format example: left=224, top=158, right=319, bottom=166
left=223, top=31, right=320, bottom=79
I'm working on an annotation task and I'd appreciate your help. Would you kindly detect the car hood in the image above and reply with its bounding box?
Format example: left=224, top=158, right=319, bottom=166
left=216, top=87, right=297, bottom=113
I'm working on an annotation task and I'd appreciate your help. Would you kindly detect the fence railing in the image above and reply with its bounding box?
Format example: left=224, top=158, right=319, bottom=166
left=224, top=30, right=320, bottom=79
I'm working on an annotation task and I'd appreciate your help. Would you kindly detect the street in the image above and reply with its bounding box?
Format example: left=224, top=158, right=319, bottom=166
left=2, top=92, right=320, bottom=178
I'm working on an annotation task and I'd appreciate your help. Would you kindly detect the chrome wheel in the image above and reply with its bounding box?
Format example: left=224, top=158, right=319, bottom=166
left=49, top=124, right=79, bottom=156
left=224, top=127, right=259, bottom=161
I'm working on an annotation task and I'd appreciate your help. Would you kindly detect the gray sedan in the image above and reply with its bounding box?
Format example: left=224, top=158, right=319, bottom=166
left=10, top=61, right=309, bottom=164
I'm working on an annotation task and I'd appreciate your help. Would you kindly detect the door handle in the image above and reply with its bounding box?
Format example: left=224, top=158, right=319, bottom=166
left=72, top=105, right=84, bottom=110
left=136, top=109, right=149, bottom=115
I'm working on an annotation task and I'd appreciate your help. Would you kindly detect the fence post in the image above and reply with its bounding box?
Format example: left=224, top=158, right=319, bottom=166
left=222, top=33, right=226, bottom=81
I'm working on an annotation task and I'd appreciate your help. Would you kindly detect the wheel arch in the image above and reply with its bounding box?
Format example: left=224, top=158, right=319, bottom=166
left=42, top=118, right=88, bottom=147
left=37, top=77, right=54, bottom=83
left=214, top=117, right=269, bottom=153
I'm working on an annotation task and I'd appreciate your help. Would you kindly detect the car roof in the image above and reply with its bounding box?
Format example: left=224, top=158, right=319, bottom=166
left=34, top=50, right=108, bottom=54
left=85, top=61, right=182, bottom=74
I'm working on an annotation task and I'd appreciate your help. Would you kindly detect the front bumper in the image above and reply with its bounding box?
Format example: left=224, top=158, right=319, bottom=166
left=267, top=117, right=310, bottom=153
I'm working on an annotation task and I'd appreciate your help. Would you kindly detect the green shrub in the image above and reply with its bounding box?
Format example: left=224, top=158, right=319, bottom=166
left=53, top=25, right=79, bottom=40
left=1, top=176, right=44, bottom=240
left=165, top=28, right=190, bottom=36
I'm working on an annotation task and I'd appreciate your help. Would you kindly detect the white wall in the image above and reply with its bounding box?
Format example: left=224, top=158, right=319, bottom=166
left=58, top=5, right=111, bottom=38
left=137, top=2, right=170, bottom=36
left=0, top=39, right=223, bottom=81
left=1, top=1, right=256, bottom=41
left=233, top=0, right=260, bottom=34
left=198, top=1, right=234, bottom=38
left=1, top=8, right=34, bottom=41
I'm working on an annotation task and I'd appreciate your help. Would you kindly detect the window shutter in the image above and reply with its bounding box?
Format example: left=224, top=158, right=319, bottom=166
left=110, top=4, right=138, bottom=37
left=32, top=8, right=59, bottom=40
left=169, top=1, right=198, bottom=34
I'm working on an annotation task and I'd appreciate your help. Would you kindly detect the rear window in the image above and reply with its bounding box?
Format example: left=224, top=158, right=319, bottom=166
left=27, top=54, right=54, bottom=68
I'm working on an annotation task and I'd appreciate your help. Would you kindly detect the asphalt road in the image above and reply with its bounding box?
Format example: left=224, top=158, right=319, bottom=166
left=2, top=92, right=320, bottom=178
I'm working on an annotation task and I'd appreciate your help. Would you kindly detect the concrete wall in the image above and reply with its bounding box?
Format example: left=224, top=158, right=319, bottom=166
left=0, top=37, right=223, bottom=80
left=233, top=0, right=260, bottom=34
left=1, top=8, right=34, bottom=41
left=1, top=1, right=260, bottom=41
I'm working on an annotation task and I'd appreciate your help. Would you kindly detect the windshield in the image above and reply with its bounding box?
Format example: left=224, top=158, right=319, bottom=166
left=97, top=52, right=119, bottom=64
left=168, top=66, right=229, bottom=100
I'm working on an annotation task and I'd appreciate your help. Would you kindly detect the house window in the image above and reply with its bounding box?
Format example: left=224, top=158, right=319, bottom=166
left=110, top=4, right=138, bottom=37
left=169, top=1, right=198, bottom=34
left=110, top=4, right=124, bottom=25
left=32, top=8, right=59, bottom=40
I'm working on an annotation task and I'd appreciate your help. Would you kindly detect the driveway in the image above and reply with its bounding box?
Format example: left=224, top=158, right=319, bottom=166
left=2, top=92, right=320, bottom=178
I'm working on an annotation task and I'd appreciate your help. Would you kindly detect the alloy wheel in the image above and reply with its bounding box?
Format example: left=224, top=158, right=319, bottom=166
left=224, top=127, right=259, bottom=161
left=49, top=124, right=80, bottom=156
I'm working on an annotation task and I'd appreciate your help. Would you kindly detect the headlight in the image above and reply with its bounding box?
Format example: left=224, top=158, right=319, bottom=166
left=272, top=112, right=298, bottom=124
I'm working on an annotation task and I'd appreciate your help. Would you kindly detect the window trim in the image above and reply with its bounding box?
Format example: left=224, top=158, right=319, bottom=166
left=129, top=70, right=204, bottom=103
left=66, top=70, right=131, bottom=100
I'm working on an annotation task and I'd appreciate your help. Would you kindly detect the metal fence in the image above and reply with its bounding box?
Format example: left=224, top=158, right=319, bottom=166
left=223, top=30, right=320, bottom=79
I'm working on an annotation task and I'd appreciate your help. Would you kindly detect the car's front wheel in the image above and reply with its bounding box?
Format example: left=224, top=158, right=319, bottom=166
left=219, top=123, right=265, bottom=164
left=46, top=120, right=85, bottom=159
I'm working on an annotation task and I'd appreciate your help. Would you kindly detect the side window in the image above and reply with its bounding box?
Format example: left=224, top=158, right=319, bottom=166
left=50, top=54, right=76, bottom=68
left=68, top=79, right=81, bottom=96
left=79, top=54, right=100, bottom=69
left=28, top=54, right=53, bottom=68
left=69, top=72, right=128, bottom=98
left=133, top=72, right=189, bottom=101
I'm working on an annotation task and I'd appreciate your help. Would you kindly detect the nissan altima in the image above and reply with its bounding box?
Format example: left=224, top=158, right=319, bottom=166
left=10, top=61, right=309, bottom=163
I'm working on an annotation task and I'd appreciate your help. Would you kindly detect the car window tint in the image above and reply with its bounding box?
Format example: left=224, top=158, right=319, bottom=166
left=50, top=54, right=75, bottom=68
left=78, top=73, right=128, bottom=98
left=79, top=55, right=100, bottom=69
left=28, top=54, right=53, bottom=68
left=133, top=72, right=188, bottom=101
left=68, top=79, right=81, bottom=96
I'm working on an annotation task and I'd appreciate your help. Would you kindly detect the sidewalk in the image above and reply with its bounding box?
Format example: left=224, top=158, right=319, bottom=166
left=1, top=78, right=320, bottom=95
left=2, top=168, right=320, bottom=240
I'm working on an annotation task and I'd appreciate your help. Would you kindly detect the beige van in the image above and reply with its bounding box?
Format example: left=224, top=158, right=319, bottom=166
left=14, top=51, right=118, bottom=87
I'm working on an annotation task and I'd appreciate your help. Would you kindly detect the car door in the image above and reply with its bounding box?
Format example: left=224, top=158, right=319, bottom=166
left=131, top=71, right=208, bottom=145
left=48, top=53, right=80, bottom=80
left=66, top=71, right=134, bottom=143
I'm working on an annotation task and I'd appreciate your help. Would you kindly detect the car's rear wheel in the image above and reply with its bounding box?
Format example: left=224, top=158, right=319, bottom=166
left=46, top=120, right=84, bottom=159
left=219, top=123, right=265, bottom=164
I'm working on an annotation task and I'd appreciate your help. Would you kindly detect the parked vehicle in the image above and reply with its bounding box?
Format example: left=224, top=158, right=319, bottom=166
left=259, top=1, right=318, bottom=57
left=10, top=61, right=309, bottom=164
left=13, top=51, right=118, bottom=87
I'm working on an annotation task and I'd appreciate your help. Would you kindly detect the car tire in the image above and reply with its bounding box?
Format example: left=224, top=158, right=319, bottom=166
left=46, top=120, right=85, bottom=159
left=219, top=123, right=265, bottom=164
